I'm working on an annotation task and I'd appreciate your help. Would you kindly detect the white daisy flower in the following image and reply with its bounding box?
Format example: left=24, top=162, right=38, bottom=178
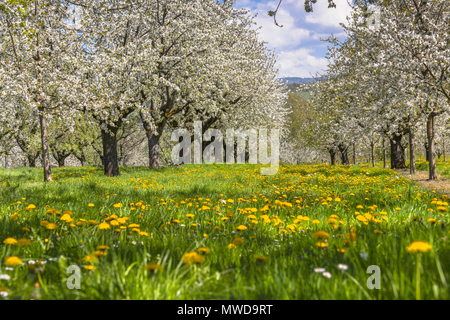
left=0, top=275, right=11, bottom=281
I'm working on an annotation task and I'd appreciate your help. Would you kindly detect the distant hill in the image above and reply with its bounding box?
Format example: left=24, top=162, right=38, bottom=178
left=278, top=77, right=315, bottom=84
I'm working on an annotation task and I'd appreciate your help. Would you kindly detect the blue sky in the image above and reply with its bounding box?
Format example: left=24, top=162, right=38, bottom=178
left=233, top=0, right=353, bottom=78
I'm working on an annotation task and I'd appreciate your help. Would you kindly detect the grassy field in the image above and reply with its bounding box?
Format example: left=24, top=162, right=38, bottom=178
left=0, top=164, right=449, bottom=300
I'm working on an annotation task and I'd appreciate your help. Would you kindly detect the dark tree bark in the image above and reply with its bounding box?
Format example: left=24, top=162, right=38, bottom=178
left=409, top=126, right=416, bottom=174
left=50, top=147, right=71, bottom=168
left=57, top=157, right=66, bottom=168
left=74, top=149, right=87, bottom=167
left=427, top=113, right=437, bottom=180
left=329, top=149, right=336, bottom=166
left=390, top=134, right=407, bottom=169
left=424, top=142, right=430, bottom=162
left=39, top=109, right=52, bottom=182
left=16, top=136, right=39, bottom=168
left=382, top=137, right=386, bottom=169
left=101, top=128, right=120, bottom=177
left=148, top=134, right=161, bottom=169
left=353, top=143, right=356, bottom=165
left=4, top=156, right=8, bottom=169
left=338, top=144, right=349, bottom=165
left=371, top=142, right=375, bottom=167
left=27, top=155, right=37, bottom=168
left=444, top=139, right=446, bottom=162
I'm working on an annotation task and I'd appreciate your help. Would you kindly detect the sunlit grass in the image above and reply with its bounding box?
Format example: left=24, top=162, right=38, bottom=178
left=0, top=164, right=449, bottom=300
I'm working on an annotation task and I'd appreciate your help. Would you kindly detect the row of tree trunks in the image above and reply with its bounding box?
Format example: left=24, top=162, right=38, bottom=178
left=353, top=143, right=356, bottom=165
left=427, top=113, right=437, bottom=180
left=370, top=142, right=375, bottom=167
left=410, top=126, right=416, bottom=175
left=39, top=108, right=52, bottom=182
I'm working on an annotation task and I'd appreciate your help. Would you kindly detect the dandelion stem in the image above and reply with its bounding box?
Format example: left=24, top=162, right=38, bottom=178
left=416, top=253, right=421, bottom=300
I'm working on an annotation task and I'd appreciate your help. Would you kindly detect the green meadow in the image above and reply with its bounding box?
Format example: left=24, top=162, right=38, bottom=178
left=0, top=164, right=449, bottom=300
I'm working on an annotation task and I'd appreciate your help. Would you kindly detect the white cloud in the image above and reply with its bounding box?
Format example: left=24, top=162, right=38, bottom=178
left=253, top=8, right=311, bottom=50
left=303, top=0, right=353, bottom=27
left=276, top=48, right=328, bottom=77
left=234, top=0, right=348, bottom=77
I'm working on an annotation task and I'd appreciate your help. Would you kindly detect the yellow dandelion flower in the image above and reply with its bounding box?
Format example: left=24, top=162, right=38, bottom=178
left=109, top=220, right=120, bottom=226
left=3, top=238, right=17, bottom=245
left=17, top=238, right=31, bottom=247
left=98, top=222, right=111, bottom=230
left=46, top=223, right=58, bottom=230
left=197, top=247, right=211, bottom=254
left=227, top=243, right=236, bottom=249
left=94, top=250, right=107, bottom=257
left=345, top=232, right=358, bottom=241
left=232, top=237, right=245, bottom=246
left=182, top=252, right=205, bottom=266
left=311, top=231, right=330, bottom=239
left=88, top=203, right=95, bottom=207
left=84, top=254, right=98, bottom=263
left=4, top=256, right=23, bottom=267
left=315, top=242, right=328, bottom=248
left=254, top=255, right=268, bottom=261
left=236, top=225, right=247, bottom=231
left=144, top=263, right=163, bottom=271
left=407, top=241, right=432, bottom=253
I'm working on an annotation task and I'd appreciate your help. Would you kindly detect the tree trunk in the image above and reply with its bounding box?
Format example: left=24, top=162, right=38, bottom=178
left=329, top=149, right=336, bottom=166
left=149, top=134, right=161, bottom=169
left=101, top=129, right=120, bottom=177
left=75, top=150, right=87, bottom=167
left=390, top=134, right=406, bottom=169
left=58, top=158, right=66, bottom=168
left=4, top=156, right=8, bottom=169
left=338, top=144, right=349, bottom=165
left=28, top=155, right=37, bottom=168
left=424, top=142, right=430, bottom=162
left=383, top=137, right=386, bottom=169
left=410, top=126, right=416, bottom=174
left=353, top=143, right=356, bottom=165
left=444, top=139, right=446, bottom=162
left=427, top=113, right=437, bottom=180
left=371, top=142, right=375, bottom=167
left=39, top=109, right=52, bottom=182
